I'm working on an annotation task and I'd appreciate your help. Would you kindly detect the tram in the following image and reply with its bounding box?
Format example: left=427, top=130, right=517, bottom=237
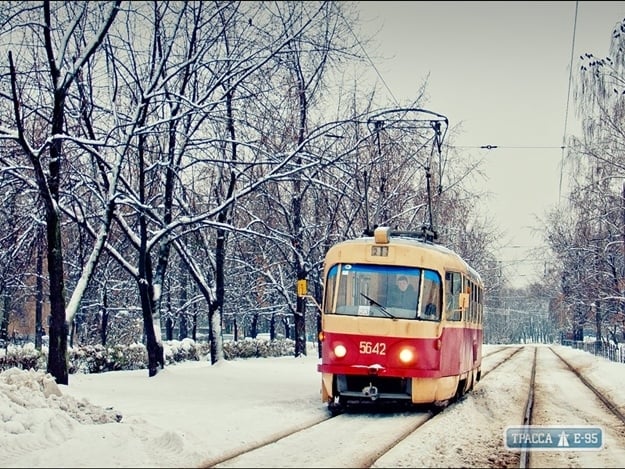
left=316, top=226, right=484, bottom=413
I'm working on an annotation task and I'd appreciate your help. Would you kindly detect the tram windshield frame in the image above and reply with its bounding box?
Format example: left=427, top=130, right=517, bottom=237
left=324, top=263, right=442, bottom=321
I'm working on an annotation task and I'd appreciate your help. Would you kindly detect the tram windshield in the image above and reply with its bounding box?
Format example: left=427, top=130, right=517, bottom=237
left=324, top=263, right=441, bottom=320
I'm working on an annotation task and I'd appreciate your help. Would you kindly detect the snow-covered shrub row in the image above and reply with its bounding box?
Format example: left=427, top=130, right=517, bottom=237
left=222, top=337, right=295, bottom=359
left=163, top=338, right=210, bottom=363
left=68, top=343, right=150, bottom=373
left=0, top=337, right=295, bottom=373
left=0, top=343, right=45, bottom=372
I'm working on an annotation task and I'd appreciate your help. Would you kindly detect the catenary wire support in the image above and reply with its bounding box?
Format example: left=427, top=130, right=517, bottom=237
left=366, top=108, right=449, bottom=241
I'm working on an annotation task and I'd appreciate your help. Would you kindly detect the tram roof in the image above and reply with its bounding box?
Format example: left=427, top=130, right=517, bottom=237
left=331, top=228, right=483, bottom=285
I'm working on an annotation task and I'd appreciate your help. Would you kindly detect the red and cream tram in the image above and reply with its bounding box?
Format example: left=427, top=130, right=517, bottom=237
left=317, top=226, right=484, bottom=413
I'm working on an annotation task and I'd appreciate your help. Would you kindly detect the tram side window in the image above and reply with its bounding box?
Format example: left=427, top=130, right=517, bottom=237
left=325, top=265, right=360, bottom=314
left=324, top=266, right=339, bottom=313
left=471, top=281, right=478, bottom=323
left=468, top=280, right=475, bottom=323
left=419, top=270, right=441, bottom=320
left=477, top=285, right=483, bottom=324
left=445, top=271, right=462, bottom=321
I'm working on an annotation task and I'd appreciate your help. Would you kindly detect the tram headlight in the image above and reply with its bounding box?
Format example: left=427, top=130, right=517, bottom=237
left=398, top=347, right=415, bottom=364
left=333, top=344, right=347, bottom=358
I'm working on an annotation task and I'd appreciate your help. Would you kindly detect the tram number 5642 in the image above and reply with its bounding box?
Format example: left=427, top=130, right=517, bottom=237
left=359, top=341, right=386, bottom=355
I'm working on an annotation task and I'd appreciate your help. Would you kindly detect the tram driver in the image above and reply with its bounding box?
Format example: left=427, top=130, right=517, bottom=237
left=388, top=275, right=417, bottom=310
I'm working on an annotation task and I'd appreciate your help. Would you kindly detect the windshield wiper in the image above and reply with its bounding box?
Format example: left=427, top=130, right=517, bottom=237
left=360, top=293, right=397, bottom=319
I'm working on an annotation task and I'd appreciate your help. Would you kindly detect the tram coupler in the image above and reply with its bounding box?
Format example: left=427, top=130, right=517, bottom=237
left=362, top=384, right=379, bottom=400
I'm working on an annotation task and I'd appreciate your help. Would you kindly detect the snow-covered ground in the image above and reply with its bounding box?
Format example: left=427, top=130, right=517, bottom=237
left=374, top=345, right=625, bottom=468
left=0, top=343, right=624, bottom=468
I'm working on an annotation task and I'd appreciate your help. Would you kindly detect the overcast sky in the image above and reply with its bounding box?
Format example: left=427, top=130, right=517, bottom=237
left=355, top=1, right=625, bottom=287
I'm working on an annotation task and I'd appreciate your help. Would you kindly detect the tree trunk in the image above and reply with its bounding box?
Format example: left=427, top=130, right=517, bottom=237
left=281, top=316, right=290, bottom=340
left=251, top=313, right=259, bottom=338
left=35, top=237, right=44, bottom=351
left=46, top=211, right=69, bottom=384
left=165, top=317, right=174, bottom=341
left=210, top=225, right=227, bottom=364
left=294, top=296, right=307, bottom=357
left=270, top=314, right=276, bottom=340
left=594, top=300, right=602, bottom=349
left=100, top=309, right=109, bottom=346
left=139, top=278, right=164, bottom=377
left=45, top=118, right=69, bottom=382
left=0, top=294, right=9, bottom=343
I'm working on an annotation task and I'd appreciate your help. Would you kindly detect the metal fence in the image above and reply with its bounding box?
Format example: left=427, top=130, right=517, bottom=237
left=561, top=339, right=625, bottom=364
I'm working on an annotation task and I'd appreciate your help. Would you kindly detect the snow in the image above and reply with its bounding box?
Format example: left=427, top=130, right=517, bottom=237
left=1, top=344, right=624, bottom=468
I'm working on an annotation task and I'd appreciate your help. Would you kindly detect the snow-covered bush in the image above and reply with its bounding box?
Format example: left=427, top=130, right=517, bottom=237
left=0, top=343, right=42, bottom=371
left=163, top=338, right=208, bottom=363
left=69, top=344, right=109, bottom=374
left=1, top=337, right=296, bottom=373
left=222, top=337, right=295, bottom=359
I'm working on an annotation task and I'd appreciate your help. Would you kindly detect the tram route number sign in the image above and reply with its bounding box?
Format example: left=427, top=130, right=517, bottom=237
left=504, top=425, right=603, bottom=451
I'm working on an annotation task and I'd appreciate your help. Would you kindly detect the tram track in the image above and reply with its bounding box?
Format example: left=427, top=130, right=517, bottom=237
left=514, top=345, right=625, bottom=468
left=480, top=345, right=524, bottom=379
left=373, top=346, right=533, bottom=468
left=197, top=345, right=625, bottom=468
left=518, top=347, right=537, bottom=469
left=549, top=346, right=625, bottom=425
left=204, top=408, right=437, bottom=468
left=198, top=414, right=334, bottom=468
left=201, top=345, right=526, bottom=468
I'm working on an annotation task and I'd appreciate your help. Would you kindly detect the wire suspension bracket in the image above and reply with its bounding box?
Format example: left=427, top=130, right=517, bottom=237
left=365, top=108, right=448, bottom=243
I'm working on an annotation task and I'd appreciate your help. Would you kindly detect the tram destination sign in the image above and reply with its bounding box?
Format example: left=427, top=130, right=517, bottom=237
left=504, top=425, right=603, bottom=451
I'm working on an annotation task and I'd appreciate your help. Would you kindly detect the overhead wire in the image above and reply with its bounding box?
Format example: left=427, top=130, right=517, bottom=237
left=347, top=5, right=585, bottom=290
left=347, top=11, right=561, bottom=155
left=346, top=12, right=451, bottom=236
left=342, top=14, right=400, bottom=106
left=348, top=5, right=580, bottom=158
left=451, top=145, right=565, bottom=150
left=559, top=1, right=579, bottom=201
left=347, top=5, right=572, bottom=287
